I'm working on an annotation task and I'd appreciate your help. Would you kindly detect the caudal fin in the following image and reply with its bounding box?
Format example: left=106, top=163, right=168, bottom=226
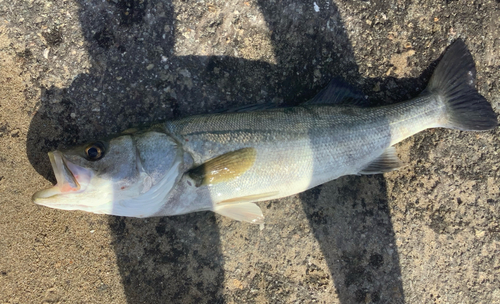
left=425, top=39, right=497, bottom=131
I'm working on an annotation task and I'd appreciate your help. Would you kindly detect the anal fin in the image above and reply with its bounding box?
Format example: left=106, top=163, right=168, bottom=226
left=359, top=146, right=403, bottom=175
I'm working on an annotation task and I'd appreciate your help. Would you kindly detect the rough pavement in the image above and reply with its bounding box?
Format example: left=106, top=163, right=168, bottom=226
left=0, top=0, right=499, bottom=303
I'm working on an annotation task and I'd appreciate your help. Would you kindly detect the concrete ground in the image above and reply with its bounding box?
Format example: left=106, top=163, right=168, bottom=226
left=1, top=0, right=499, bottom=303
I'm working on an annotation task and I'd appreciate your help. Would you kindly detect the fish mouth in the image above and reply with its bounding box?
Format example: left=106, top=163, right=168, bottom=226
left=32, top=151, right=90, bottom=201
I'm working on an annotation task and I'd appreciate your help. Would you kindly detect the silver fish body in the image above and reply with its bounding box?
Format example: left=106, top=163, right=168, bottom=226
left=157, top=101, right=427, bottom=216
left=33, top=40, right=498, bottom=223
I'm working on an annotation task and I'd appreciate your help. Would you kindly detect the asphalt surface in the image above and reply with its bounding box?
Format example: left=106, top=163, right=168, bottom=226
left=0, top=0, right=499, bottom=303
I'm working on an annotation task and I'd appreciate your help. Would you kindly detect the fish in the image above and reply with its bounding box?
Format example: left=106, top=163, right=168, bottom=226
left=33, top=40, right=498, bottom=223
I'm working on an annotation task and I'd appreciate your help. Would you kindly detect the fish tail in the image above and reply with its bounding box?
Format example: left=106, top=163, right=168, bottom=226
left=425, top=39, right=497, bottom=131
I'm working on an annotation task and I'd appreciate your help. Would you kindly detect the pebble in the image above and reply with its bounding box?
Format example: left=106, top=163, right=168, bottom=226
left=313, top=2, right=320, bottom=12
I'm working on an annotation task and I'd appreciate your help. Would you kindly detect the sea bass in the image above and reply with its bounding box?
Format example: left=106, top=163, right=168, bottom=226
left=33, top=40, right=498, bottom=223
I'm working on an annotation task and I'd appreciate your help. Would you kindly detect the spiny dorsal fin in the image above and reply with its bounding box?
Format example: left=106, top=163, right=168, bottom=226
left=188, top=148, right=257, bottom=187
left=359, top=146, right=403, bottom=175
left=305, top=78, right=368, bottom=106
left=217, top=78, right=367, bottom=113
left=217, top=102, right=280, bottom=113
left=214, top=202, right=264, bottom=224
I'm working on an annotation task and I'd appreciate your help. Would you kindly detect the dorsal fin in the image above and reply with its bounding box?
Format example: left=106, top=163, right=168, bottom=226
left=217, top=78, right=368, bottom=113
left=217, top=102, right=280, bottom=113
left=305, top=78, right=368, bottom=106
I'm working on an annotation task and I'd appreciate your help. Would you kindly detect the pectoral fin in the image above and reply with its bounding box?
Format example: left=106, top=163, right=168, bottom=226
left=188, top=148, right=257, bottom=187
left=359, top=146, right=403, bottom=175
left=214, top=203, right=264, bottom=224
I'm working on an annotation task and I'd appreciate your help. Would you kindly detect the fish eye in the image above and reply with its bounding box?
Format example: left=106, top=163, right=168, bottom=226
left=84, top=142, right=105, bottom=161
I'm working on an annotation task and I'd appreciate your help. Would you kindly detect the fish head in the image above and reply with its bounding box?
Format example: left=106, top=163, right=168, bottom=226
left=33, top=131, right=185, bottom=217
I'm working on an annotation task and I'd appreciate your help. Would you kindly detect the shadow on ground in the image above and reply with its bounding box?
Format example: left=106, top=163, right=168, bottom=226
left=26, top=0, right=439, bottom=302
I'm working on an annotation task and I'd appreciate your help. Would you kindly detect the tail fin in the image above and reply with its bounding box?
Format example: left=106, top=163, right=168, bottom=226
left=425, top=39, right=497, bottom=131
